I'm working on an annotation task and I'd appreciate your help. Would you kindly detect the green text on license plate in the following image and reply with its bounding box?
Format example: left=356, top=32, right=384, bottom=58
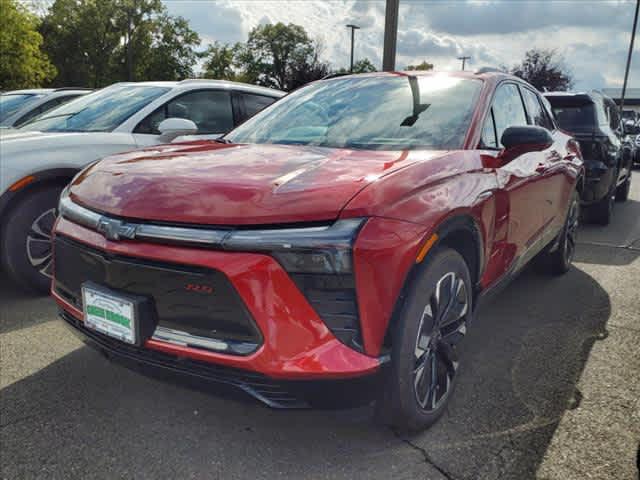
left=82, top=286, right=136, bottom=344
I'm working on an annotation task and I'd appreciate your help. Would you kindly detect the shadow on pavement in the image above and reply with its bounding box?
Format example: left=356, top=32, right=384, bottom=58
left=574, top=198, right=640, bottom=267
left=0, top=264, right=611, bottom=480
left=0, top=272, right=56, bottom=335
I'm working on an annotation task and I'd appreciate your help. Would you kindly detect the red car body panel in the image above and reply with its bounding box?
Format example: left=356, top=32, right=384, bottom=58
left=70, top=142, right=442, bottom=225
left=53, top=71, right=583, bottom=381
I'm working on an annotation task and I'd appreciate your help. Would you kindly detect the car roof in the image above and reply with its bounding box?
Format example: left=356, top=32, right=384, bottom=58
left=318, top=69, right=531, bottom=89
left=106, top=79, right=286, bottom=97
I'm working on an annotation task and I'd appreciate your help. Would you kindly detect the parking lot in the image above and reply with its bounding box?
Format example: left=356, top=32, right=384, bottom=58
left=0, top=175, right=638, bottom=480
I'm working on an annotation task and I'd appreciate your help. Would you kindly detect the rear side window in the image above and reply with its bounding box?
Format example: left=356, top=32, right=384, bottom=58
left=240, top=93, right=277, bottom=122
left=135, top=90, right=234, bottom=135
left=492, top=83, right=528, bottom=147
left=521, top=88, right=554, bottom=130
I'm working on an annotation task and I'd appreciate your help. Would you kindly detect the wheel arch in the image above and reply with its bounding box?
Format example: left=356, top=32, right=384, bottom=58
left=382, top=214, right=484, bottom=349
left=0, top=168, right=77, bottom=228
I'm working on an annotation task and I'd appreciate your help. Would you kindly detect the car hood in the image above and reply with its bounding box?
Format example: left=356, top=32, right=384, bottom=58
left=70, top=142, right=445, bottom=225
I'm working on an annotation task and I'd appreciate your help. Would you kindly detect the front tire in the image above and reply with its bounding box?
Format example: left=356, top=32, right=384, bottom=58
left=0, top=186, right=62, bottom=294
left=380, top=247, right=472, bottom=433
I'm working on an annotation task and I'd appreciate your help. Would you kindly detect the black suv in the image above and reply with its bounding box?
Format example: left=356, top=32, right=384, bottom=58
left=545, top=91, right=632, bottom=225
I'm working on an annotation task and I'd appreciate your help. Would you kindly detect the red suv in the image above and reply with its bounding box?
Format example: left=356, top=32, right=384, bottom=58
left=52, top=71, right=583, bottom=432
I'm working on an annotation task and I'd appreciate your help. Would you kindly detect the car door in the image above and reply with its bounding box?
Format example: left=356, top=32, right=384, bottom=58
left=132, top=89, right=236, bottom=146
left=482, top=82, right=550, bottom=266
left=520, top=85, right=568, bottom=238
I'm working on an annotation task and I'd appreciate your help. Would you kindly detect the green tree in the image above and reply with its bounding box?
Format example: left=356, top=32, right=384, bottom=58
left=137, top=14, right=200, bottom=81
left=406, top=61, right=434, bottom=71
left=202, top=42, right=238, bottom=80
left=236, top=22, right=323, bottom=91
left=333, top=57, right=377, bottom=75
left=0, top=0, right=55, bottom=89
left=39, top=0, right=200, bottom=87
left=511, top=49, right=573, bottom=92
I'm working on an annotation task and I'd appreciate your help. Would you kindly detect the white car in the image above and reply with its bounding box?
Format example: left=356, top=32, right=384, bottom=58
left=0, top=80, right=285, bottom=293
left=0, top=88, right=91, bottom=129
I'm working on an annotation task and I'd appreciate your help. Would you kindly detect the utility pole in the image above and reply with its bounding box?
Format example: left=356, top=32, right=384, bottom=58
left=620, top=0, right=639, bottom=111
left=458, top=56, right=471, bottom=71
left=346, top=24, right=360, bottom=72
left=382, top=0, right=399, bottom=71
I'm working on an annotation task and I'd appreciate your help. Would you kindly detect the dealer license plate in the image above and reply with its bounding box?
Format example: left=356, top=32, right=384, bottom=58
left=82, top=285, right=136, bottom=344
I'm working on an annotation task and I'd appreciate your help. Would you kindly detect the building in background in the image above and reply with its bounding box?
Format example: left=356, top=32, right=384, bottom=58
left=602, top=87, right=640, bottom=115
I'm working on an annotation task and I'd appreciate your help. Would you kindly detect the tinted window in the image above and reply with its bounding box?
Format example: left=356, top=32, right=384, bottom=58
left=551, top=104, right=596, bottom=130
left=240, top=93, right=278, bottom=122
left=481, top=110, right=498, bottom=148
left=521, top=88, right=553, bottom=130
left=22, top=86, right=169, bottom=132
left=135, top=90, right=234, bottom=135
left=0, top=94, right=42, bottom=124
left=226, top=75, right=482, bottom=150
left=492, top=84, right=528, bottom=146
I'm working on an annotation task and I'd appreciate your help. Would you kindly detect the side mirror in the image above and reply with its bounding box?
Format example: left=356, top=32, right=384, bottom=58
left=158, top=118, right=198, bottom=141
left=501, top=126, right=553, bottom=151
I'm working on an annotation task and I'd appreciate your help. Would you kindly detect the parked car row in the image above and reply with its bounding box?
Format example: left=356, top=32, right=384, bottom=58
left=0, top=80, right=285, bottom=292
left=0, top=71, right=633, bottom=432
left=544, top=90, right=633, bottom=224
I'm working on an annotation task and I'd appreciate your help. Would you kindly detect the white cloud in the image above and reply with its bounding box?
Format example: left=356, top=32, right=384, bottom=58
left=163, top=0, right=640, bottom=89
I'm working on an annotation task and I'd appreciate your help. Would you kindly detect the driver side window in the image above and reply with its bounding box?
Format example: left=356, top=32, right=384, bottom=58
left=491, top=84, right=528, bottom=147
left=134, top=90, right=234, bottom=135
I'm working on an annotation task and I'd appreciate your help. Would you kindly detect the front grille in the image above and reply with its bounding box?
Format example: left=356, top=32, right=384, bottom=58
left=54, top=235, right=262, bottom=352
left=61, top=311, right=308, bottom=408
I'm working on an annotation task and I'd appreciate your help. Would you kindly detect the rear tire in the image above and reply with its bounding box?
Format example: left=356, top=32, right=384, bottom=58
left=615, top=173, right=631, bottom=202
left=0, top=186, right=62, bottom=294
left=377, top=247, right=472, bottom=433
left=538, top=190, right=579, bottom=276
left=588, top=187, right=614, bottom=226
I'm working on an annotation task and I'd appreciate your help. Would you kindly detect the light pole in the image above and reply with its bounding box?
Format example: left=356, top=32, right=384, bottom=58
left=346, top=24, right=361, bottom=72
left=458, top=56, right=471, bottom=71
left=382, top=0, right=399, bottom=71
left=620, top=0, right=639, bottom=111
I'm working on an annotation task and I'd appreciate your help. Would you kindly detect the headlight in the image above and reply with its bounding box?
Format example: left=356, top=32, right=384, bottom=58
left=222, top=218, right=364, bottom=274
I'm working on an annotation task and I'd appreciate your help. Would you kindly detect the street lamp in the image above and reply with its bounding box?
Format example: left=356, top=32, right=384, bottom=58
left=346, top=24, right=361, bottom=72
left=457, top=56, right=471, bottom=71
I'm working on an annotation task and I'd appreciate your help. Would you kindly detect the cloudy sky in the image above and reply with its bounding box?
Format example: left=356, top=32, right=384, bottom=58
left=163, top=0, right=639, bottom=90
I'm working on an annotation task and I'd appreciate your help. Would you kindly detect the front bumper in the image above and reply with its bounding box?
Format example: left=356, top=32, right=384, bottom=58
left=53, top=217, right=383, bottom=383
left=61, top=310, right=384, bottom=408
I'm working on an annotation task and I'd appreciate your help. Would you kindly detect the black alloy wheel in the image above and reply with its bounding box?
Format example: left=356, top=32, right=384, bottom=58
left=412, top=271, right=468, bottom=411
left=379, top=247, right=472, bottom=433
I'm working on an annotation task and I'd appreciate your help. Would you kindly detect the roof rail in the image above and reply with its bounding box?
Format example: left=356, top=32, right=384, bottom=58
left=475, top=67, right=505, bottom=74
left=321, top=72, right=351, bottom=80
left=53, top=87, right=93, bottom=92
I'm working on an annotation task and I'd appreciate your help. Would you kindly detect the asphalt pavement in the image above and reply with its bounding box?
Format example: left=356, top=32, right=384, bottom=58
left=1, top=176, right=639, bottom=480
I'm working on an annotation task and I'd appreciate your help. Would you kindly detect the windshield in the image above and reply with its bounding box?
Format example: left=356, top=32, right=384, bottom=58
left=21, top=85, right=170, bottom=133
left=0, top=94, right=43, bottom=124
left=226, top=75, right=482, bottom=150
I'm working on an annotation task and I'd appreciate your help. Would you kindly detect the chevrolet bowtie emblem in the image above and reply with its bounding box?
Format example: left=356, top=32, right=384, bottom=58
left=96, top=218, right=137, bottom=241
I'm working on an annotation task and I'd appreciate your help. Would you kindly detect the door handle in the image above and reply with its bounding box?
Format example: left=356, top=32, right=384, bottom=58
left=535, top=164, right=546, bottom=173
